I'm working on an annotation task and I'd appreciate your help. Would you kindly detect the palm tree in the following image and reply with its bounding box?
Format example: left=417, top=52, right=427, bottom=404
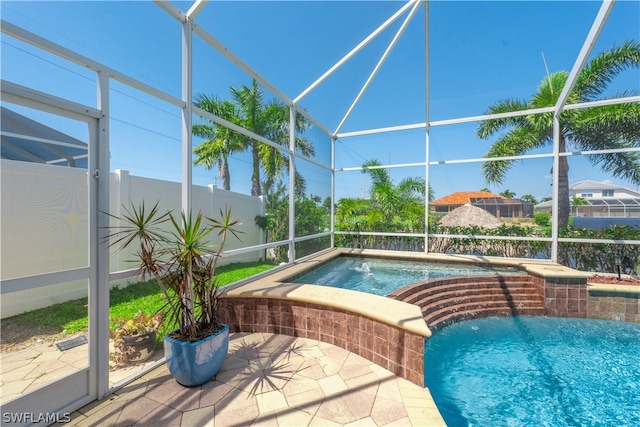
left=193, top=96, right=243, bottom=191
left=194, top=80, right=315, bottom=196
left=477, top=40, right=640, bottom=228
left=361, top=159, right=430, bottom=230
left=521, top=194, right=539, bottom=205
left=500, top=189, right=516, bottom=199
left=571, top=196, right=589, bottom=217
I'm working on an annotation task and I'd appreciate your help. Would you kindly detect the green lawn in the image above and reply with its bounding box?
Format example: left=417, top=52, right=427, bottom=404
left=4, top=261, right=276, bottom=342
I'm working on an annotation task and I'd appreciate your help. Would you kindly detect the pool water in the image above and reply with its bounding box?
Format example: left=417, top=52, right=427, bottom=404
left=290, top=256, right=524, bottom=296
left=424, top=317, right=640, bottom=427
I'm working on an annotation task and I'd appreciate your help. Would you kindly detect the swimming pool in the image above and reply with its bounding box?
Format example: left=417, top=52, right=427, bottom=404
left=424, top=316, right=640, bottom=426
left=290, top=256, right=525, bottom=296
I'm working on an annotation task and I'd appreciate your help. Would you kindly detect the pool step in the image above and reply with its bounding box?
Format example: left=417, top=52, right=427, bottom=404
left=388, top=275, right=546, bottom=331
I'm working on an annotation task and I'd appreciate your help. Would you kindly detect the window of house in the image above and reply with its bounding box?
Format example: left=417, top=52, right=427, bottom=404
left=580, top=193, right=593, bottom=198
left=602, top=190, right=614, bottom=197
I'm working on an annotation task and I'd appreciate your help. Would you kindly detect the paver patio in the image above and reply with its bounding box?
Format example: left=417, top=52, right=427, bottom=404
left=55, top=332, right=446, bottom=426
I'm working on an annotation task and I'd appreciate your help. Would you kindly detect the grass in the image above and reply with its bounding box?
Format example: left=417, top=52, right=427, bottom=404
left=3, top=261, right=276, bottom=343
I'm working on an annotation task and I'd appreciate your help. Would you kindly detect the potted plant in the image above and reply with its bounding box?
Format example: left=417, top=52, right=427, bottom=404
left=107, top=202, right=241, bottom=386
left=110, top=310, right=163, bottom=367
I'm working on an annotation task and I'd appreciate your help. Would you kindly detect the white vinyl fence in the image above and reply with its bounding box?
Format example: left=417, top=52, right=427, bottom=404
left=0, top=161, right=265, bottom=318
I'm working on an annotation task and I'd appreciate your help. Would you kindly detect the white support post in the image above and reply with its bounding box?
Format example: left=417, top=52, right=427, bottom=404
left=551, top=117, right=561, bottom=262
left=182, top=18, right=193, bottom=213
left=331, top=136, right=336, bottom=249
left=94, top=71, right=110, bottom=399
left=550, top=0, right=614, bottom=262
left=423, top=0, right=430, bottom=253
left=289, top=105, right=297, bottom=262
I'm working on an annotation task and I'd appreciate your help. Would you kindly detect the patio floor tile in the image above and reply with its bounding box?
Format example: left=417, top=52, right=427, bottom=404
left=3, top=332, right=446, bottom=426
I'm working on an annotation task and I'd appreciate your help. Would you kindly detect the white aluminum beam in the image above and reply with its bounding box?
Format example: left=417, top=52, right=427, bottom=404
left=337, top=94, right=638, bottom=140
left=0, top=131, right=88, bottom=150
left=339, top=162, right=426, bottom=172
left=430, top=106, right=555, bottom=127
left=2, top=21, right=185, bottom=109
left=550, top=0, right=614, bottom=262
left=221, top=239, right=292, bottom=257
left=296, top=107, right=334, bottom=137
left=193, top=105, right=293, bottom=155
left=560, top=147, right=640, bottom=157
left=187, top=0, right=208, bottom=19
left=1, top=20, right=104, bottom=72
left=563, top=95, right=640, bottom=110
left=296, top=151, right=332, bottom=172
left=338, top=107, right=560, bottom=138
left=335, top=230, right=425, bottom=238
left=191, top=23, right=292, bottom=105
left=337, top=122, right=426, bottom=139
left=428, top=233, right=553, bottom=243
left=182, top=19, right=193, bottom=213
left=154, top=0, right=186, bottom=21
left=554, top=0, right=615, bottom=114
left=294, top=0, right=420, bottom=104
left=334, top=0, right=422, bottom=135
left=423, top=0, right=430, bottom=254
left=94, top=71, right=111, bottom=400
left=1, top=141, right=44, bottom=163
left=331, top=136, right=336, bottom=248
left=558, top=237, right=640, bottom=245
left=293, top=231, right=332, bottom=243
left=289, top=105, right=296, bottom=262
left=1, top=80, right=101, bottom=121
left=0, top=267, right=90, bottom=294
left=429, top=152, right=553, bottom=166
left=551, top=116, right=561, bottom=262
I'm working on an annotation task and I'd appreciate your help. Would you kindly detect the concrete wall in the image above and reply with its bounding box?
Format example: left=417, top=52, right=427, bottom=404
left=1, top=160, right=264, bottom=318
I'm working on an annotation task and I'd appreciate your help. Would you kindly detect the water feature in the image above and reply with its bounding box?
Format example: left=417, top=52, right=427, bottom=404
left=424, top=316, right=640, bottom=426
left=290, top=256, right=524, bottom=297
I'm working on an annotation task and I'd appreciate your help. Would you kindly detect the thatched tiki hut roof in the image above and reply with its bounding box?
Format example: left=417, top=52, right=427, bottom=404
left=438, top=204, right=502, bottom=229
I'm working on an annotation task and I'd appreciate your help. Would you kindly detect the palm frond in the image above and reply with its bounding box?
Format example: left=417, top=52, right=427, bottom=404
left=570, top=100, right=640, bottom=150
left=477, top=98, right=530, bottom=139
left=574, top=40, right=640, bottom=101
left=361, top=159, right=391, bottom=187
left=481, top=127, right=547, bottom=185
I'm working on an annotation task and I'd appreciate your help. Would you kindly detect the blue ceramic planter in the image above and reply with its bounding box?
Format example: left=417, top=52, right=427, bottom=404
left=163, top=324, right=229, bottom=387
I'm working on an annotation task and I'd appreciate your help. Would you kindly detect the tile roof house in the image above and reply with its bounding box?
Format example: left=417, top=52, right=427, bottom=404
left=432, top=191, right=534, bottom=219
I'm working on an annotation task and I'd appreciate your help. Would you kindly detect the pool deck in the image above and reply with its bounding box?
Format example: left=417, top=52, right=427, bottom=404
left=3, top=248, right=636, bottom=426
left=60, top=332, right=446, bottom=426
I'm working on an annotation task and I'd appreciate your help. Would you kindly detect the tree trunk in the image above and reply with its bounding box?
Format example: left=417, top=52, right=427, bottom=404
left=549, top=136, right=571, bottom=228
left=251, top=142, right=261, bottom=196
left=557, top=137, right=570, bottom=229
left=220, top=159, right=230, bottom=191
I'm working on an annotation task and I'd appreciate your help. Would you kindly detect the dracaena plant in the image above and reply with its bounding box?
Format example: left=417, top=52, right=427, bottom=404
left=107, top=202, right=241, bottom=342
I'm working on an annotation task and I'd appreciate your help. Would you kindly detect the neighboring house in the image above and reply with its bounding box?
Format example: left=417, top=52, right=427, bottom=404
left=535, top=180, right=640, bottom=217
left=432, top=191, right=534, bottom=219
left=1, top=107, right=88, bottom=167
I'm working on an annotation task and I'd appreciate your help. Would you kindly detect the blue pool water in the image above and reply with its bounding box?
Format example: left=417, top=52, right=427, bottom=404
left=290, top=256, right=524, bottom=296
left=424, top=317, right=640, bottom=427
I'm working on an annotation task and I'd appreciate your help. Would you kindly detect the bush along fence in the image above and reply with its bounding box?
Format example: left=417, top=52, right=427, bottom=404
left=336, top=224, right=640, bottom=275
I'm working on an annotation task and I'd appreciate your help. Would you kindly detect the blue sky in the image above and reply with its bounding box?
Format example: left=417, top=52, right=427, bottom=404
left=2, top=0, right=639, bottom=203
